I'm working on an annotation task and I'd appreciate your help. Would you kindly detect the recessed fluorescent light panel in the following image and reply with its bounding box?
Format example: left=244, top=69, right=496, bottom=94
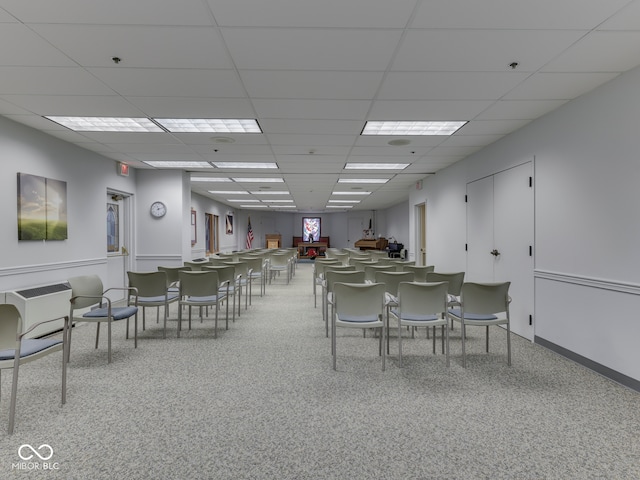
left=272, top=205, right=296, bottom=208
left=262, top=199, right=294, bottom=203
left=362, top=121, right=467, bottom=136
left=191, top=177, right=232, bottom=182
left=241, top=204, right=268, bottom=208
left=45, top=116, right=164, bottom=132
left=228, top=199, right=259, bottom=203
left=154, top=118, right=262, bottom=133
left=332, top=191, right=371, bottom=195
left=327, top=205, right=353, bottom=209
left=250, top=191, right=290, bottom=195
left=208, top=190, right=248, bottom=195
left=345, top=163, right=409, bottom=170
left=212, top=162, right=278, bottom=169
left=144, top=161, right=212, bottom=168
left=232, top=178, right=284, bottom=183
left=328, top=199, right=360, bottom=203
left=338, top=178, right=389, bottom=184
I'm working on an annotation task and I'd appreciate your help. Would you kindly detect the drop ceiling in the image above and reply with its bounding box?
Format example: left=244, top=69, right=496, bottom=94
left=2, top=0, right=640, bottom=211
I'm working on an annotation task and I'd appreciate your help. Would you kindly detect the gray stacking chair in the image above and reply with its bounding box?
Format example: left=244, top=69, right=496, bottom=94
left=68, top=274, right=139, bottom=363
left=203, top=265, right=237, bottom=324
left=0, top=304, right=69, bottom=434
left=177, top=270, right=227, bottom=338
left=448, top=282, right=512, bottom=368
left=324, top=269, right=365, bottom=338
left=127, top=271, right=179, bottom=339
left=390, top=281, right=450, bottom=367
left=331, top=282, right=387, bottom=371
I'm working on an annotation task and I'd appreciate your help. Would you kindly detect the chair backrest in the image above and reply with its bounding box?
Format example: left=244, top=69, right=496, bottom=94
left=223, top=261, right=248, bottom=277
left=374, top=271, right=415, bottom=296
left=68, top=275, right=104, bottom=310
left=127, top=271, right=168, bottom=297
left=364, top=264, right=395, bottom=282
left=184, top=260, right=209, bottom=271
left=333, top=282, right=386, bottom=320
left=325, top=270, right=366, bottom=295
left=240, top=256, right=264, bottom=274
left=403, top=265, right=435, bottom=282
left=207, top=257, right=226, bottom=266
left=352, top=259, right=378, bottom=271
left=157, top=266, right=191, bottom=286
left=330, top=252, right=350, bottom=265
left=324, top=265, right=356, bottom=275
left=269, top=254, right=290, bottom=269
left=203, top=265, right=235, bottom=286
left=0, top=304, right=21, bottom=351
left=425, top=272, right=465, bottom=296
left=179, top=270, right=219, bottom=297
left=397, top=281, right=449, bottom=317
left=460, top=282, right=511, bottom=314
left=314, top=260, right=341, bottom=278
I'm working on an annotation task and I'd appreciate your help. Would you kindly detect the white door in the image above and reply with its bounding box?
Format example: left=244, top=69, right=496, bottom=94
left=106, top=192, right=132, bottom=302
left=466, top=162, right=534, bottom=340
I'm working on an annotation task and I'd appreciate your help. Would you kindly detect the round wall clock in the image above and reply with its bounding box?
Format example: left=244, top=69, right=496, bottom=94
left=150, top=201, right=167, bottom=218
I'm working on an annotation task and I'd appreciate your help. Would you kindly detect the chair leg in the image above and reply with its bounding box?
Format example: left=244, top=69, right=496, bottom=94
left=107, top=319, right=112, bottom=364
left=461, top=322, right=467, bottom=368
left=486, top=325, right=490, bottom=352
left=507, top=321, right=512, bottom=366
left=95, top=323, right=100, bottom=349
left=8, top=357, right=20, bottom=434
left=398, top=321, right=403, bottom=367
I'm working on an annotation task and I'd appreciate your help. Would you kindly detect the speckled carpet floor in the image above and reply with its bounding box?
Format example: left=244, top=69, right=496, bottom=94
left=0, top=262, right=638, bottom=480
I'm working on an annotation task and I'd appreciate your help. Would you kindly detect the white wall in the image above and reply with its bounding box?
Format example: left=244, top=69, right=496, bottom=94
left=410, top=65, right=640, bottom=384
left=0, top=116, right=136, bottom=291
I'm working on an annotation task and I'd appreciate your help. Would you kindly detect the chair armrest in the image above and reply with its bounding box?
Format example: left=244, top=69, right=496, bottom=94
left=19, top=315, right=70, bottom=339
left=104, top=286, right=139, bottom=306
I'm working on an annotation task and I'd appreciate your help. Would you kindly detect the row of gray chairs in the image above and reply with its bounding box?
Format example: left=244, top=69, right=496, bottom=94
left=323, top=266, right=510, bottom=371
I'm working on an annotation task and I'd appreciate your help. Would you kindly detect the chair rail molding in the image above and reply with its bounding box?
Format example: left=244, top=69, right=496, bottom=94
left=535, top=269, right=640, bottom=296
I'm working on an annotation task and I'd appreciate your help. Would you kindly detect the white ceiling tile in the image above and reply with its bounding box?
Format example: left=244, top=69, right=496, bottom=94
left=272, top=146, right=350, bottom=156
left=377, top=72, right=529, bottom=100
left=392, top=29, right=586, bottom=72
left=76, top=132, right=181, bottom=144
left=1, top=94, right=144, bottom=116
left=240, top=70, right=384, bottom=99
left=266, top=134, right=354, bottom=147
left=542, top=32, right=640, bottom=73
left=598, top=1, right=640, bottom=30
left=31, top=25, right=233, bottom=69
left=89, top=68, right=245, bottom=97
left=221, top=28, right=402, bottom=70
left=0, top=67, right=114, bottom=95
left=0, top=0, right=214, bottom=25
left=208, top=0, right=416, bottom=28
left=476, top=100, right=569, bottom=120
left=0, top=98, right=33, bottom=115
left=125, top=97, right=257, bottom=118
left=504, top=72, right=620, bottom=100
left=457, top=119, right=531, bottom=135
left=368, top=100, right=493, bottom=120
left=0, top=24, right=77, bottom=66
left=410, top=0, right=631, bottom=29
left=437, top=134, right=503, bottom=147
left=253, top=99, right=371, bottom=120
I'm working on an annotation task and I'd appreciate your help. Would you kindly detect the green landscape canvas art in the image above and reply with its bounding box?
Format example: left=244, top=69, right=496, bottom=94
left=17, top=173, right=68, bottom=240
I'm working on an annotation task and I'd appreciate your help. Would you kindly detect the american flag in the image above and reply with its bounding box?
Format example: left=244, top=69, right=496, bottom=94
left=246, top=216, right=254, bottom=249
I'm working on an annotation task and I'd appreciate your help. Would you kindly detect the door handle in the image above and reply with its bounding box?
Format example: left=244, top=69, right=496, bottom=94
left=490, top=249, right=500, bottom=257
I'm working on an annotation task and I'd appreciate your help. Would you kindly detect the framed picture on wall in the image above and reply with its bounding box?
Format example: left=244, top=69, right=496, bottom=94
left=17, top=172, right=68, bottom=240
left=302, top=217, right=321, bottom=242
left=225, top=214, right=233, bottom=234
